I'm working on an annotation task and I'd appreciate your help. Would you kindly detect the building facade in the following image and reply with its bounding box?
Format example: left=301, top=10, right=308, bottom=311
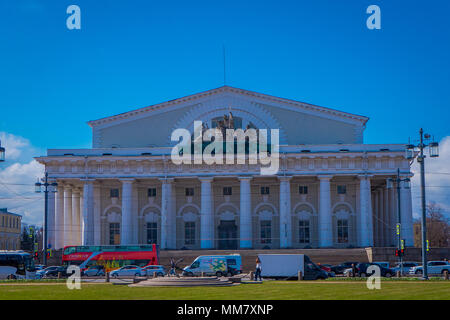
left=0, top=208, right=22, bottom=250
left=36, top=86, right=414, bottom=250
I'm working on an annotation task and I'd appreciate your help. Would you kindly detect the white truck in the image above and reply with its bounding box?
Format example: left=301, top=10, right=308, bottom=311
left=257, top=254, right=328, bottom=280
left=409, top=261, right=450, bottom=275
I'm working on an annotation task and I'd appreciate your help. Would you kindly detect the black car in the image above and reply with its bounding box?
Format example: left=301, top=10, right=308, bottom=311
left=355, top=263, right=394, bottom=277
left=331, top=262, right=359, bottom=274
left=43, top=266, right=68, bottom=278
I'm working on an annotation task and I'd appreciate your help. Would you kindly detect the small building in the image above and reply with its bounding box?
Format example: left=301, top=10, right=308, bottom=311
left=0, top=208, right=22, bottom=250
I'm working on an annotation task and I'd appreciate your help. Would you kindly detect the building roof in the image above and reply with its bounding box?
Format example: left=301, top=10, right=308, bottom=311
left=0, top=208, right=22, bottom=218
left=87, top=85, right=369, bottom=128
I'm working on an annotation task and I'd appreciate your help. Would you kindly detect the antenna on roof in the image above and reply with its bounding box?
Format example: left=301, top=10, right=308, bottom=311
left=223, top=44, right=226, bottom=86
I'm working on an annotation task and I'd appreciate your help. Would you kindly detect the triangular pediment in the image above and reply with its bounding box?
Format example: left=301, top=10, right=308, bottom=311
left=89, top=86, right=368, bottom=148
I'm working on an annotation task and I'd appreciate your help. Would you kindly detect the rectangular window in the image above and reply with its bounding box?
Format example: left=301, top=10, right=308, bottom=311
left=109, top=223, right=120, bottom=245
left=337, top=219, right=349, bottom=243
left=146, top=222, right=158, bottom=244
left=260, top=221, right=272, bottom=244
left=185, top=188, right=194, bottom=197
left=223, top=187, right=232, bottom=196
left=184, top=222, right=195, bottom=245
left=337, top=185, right=347, bottom=195
left=147, top=188, right=156, bottom=197
left=299, top=186, right=308, bottom=194
left=299, top=220, right=310, bottom=244
left=110, top=189, right=119, bottom=198
left=261, top=187, right=270, bottom=195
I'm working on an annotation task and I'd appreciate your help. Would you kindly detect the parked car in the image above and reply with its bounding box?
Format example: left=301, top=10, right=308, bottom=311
left=318, top=264, right=335, bottom=277
left=391, top=262, right=419, bottom=274
left=331, top=262, right=359, bottom=274
left=142, top=265, right=166, bottom=277
left=409, top=261, right=450, bottom=275
left=42, top=266, right=68, bottom=278
left=83, top=265, right=105, bottom=277
left=36, top=266, right=59, bottom=279
left=34, top=264, right=46, bottom=271
left=344, top=263, right=394, bottom=278
left=373, top=262, right=390, bottom=269
left=109, top=265, right=144, bottom=278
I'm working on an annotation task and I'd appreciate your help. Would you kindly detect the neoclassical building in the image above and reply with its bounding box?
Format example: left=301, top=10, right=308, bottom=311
left=0, top=208, right=22, bottom=250
left=36, top=86, right=414, bottom=250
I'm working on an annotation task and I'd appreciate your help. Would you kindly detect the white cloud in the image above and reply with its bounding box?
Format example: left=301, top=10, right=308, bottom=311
left=411, top=136, right=450, bottom=219
left=0, top=132, right=44, bottom=226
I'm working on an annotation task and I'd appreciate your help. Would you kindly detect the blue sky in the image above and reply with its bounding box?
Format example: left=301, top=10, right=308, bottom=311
left=0, top=0, right=449, bottom=224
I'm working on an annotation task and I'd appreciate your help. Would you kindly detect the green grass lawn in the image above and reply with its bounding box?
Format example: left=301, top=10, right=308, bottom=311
left=0, top=281, right=449, bottom=300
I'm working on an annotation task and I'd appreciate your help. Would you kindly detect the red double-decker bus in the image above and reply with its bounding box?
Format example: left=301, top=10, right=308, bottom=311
left=62, top=245, right=159, bottom=272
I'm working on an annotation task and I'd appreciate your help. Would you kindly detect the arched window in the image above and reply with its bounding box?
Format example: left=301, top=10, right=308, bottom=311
left=106, top=210, right=121, bottom=245
left=144, top=212, right=160, bottom=245
left=333, top=204, right=353, bottom=245
left=258, top=209, right=273, bottom=244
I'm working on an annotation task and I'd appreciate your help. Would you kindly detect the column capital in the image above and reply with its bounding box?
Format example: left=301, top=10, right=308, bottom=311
left=318, top=175, right=333, bottom=181
left=80, top=178, right=96, bottom=183
left=120, top=178, right=135, bottom=184
left=198, top=177, right=214, bottom=183
left=277, top=176, right=292, bottom=182
left=159, top=177, right=175, bottom=183
left=357, top=174, right=373, bottom=180
left=238, top=176, right=253, bottom=182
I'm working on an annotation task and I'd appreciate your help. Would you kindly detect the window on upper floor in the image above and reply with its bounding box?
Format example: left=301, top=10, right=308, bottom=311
left=261, top=187, right=270, bottom=195
left=185, top=188, right=194, bottom=197
left=223, top=187, right=232, bottom=196
left=337, top=185, right=347, bottom=195
left=148, top=188, right=156, bottom=197
left=110, top=189, right=119, bottom=198
left=299, top=186, right=308, bottom=194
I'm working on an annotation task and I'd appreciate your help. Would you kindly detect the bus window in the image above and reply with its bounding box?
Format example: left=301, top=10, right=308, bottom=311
left=64, top=247, right=76, bottom=255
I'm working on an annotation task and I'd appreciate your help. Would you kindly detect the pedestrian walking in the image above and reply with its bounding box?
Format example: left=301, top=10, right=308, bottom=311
left=255, top=258, right=262, bottom=281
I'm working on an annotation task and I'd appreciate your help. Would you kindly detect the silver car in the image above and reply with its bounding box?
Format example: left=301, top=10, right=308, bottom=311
left=142, top=265, right=166, bottom=277
left=83, top=265, right=105, bottom=277
left=109, top=265, right=143, bottom=278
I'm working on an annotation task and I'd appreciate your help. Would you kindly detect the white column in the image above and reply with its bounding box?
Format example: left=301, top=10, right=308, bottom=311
left=200, top=177, right=214, bottom=249
left=279, top=176, right=292, bottom=248
left=378, top=189, right=384, bottom=246
left=131, top=183, right=139, bottom=244
left=383, top=187, right=389, bottom=247
left=121, top=179, right=134, bottom=245
left=63, top=186, right=73, bottom=246
left=373, top=191, right=379, bottom=246
left=93, top=184, right=101, bottom=245
left=318, top=176, right=332, bottom=247
left=47, top=190, right=55, bottom=249
left=358, top=175, right=373, bottom=247
left=82, top=180, right=94, bottom=245
left=239, top=177, right=252, bottom=248
left=400, top=179, right=414, bottom=246
left=54, top=185, right=64, bottom=249
left=160, top=178, right=174, bottom=249
left=72, top=189, right=81, bottom=245
left=389, top=181, right=397, bottom=246
left=169, top=182, right=176, bottom=248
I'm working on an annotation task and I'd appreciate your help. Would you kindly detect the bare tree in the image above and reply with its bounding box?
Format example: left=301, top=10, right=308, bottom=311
left=414, top=202, right=450, bottom=247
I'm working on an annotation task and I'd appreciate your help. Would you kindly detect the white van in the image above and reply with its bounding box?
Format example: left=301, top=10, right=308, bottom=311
left=182, top=254, right=242, bottom=277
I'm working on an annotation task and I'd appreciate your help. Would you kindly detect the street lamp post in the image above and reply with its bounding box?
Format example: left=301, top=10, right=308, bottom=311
left=387, top=169, right=410, bottom=276
left=406, top=128, right=440, bottom=280
left=35, top=172, right=58, bottom=266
